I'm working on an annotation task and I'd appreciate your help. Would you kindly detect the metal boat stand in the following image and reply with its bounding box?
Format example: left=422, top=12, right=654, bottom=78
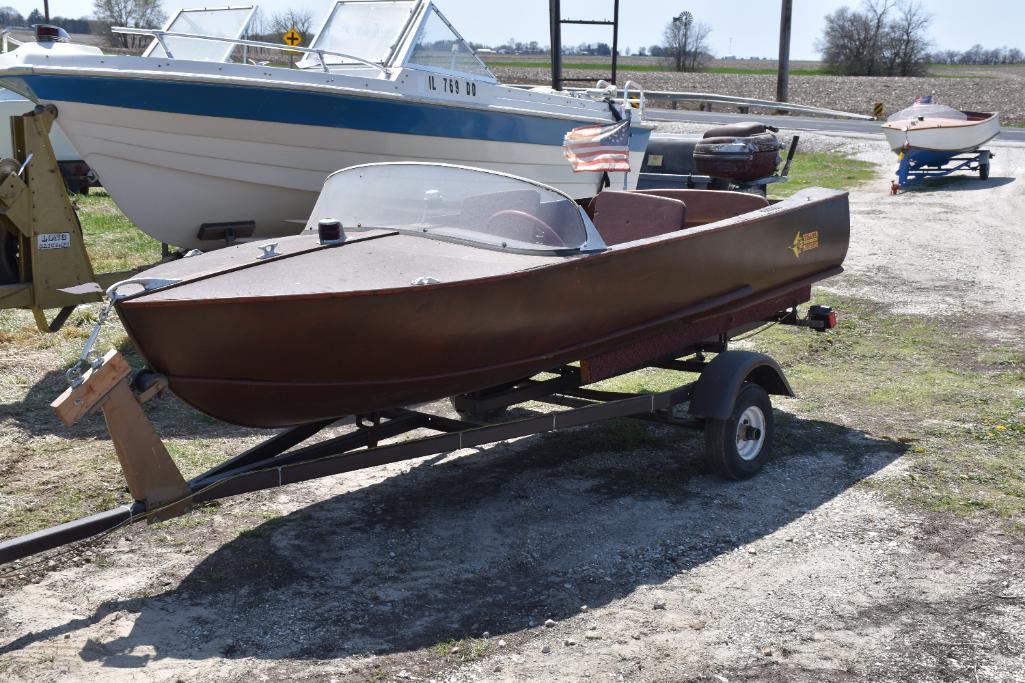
left=0, top=106, right=135, bottom=332
left=0, top=299, right=837, bottom=566
left=891, top=148, right=992, bottom=193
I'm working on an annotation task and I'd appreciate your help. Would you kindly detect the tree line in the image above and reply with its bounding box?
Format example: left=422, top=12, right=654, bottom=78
left=819, top=0, right=1024, bottom=76
left=817, top=0, right=931, bottom=76
left=928, top=45, right=1024, bottom=65
left=0, top=6, right=94, bottom=34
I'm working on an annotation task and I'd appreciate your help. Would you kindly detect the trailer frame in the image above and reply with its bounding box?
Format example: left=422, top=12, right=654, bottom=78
left=891, top=147, right=992, bottom=193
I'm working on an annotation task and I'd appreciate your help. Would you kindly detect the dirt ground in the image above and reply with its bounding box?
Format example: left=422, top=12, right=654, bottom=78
left=1, top=129, right=1024, bottom=682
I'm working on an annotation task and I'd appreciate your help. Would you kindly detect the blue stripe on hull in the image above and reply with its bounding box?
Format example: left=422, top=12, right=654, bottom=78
left=9, top=74, right=650, bottom=150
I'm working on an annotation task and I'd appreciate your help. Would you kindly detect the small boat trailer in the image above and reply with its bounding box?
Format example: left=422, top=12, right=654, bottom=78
left=891, top=147, right=992, bottom=194
left=0, top=290, right=837, bottom=567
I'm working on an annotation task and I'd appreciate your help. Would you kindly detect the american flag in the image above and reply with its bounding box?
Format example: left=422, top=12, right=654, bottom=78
left=914, top=95, right=933, bottom=105
left=563, top=119, right=632, bottom=172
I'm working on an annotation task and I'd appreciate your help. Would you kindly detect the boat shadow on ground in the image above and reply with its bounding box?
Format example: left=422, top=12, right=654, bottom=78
left=3, top=364, right=267, bottom=441
left=0, top=411, right=907, bottom=668
left=899, top=175, right=1015, bottom=192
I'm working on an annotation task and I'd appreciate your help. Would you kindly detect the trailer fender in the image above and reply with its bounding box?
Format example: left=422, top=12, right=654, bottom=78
left=688, top=351, right=793, bottom=420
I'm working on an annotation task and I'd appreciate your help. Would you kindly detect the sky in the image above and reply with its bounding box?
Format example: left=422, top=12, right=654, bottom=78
left=7, top=0, right=1024, bottom=60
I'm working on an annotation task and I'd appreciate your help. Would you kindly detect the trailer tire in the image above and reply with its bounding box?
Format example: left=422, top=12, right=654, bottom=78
left=979, top=163, right=990, bottom=180
left=0, top=229, right=19, bottom=285
left=703, top=382, right=774, bottom=480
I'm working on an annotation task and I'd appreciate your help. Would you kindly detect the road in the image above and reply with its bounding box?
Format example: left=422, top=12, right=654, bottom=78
left=645, top=107, right=1025, bottom=142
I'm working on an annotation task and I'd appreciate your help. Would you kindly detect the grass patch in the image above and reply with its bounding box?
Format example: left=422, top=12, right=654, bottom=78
left=770, top=151, right=878, bottom=198
left=76, top=191, right=162, bottom=274
left=1, top=457, right=125, bottom=538
left=746, top=292, right=1025, bottom=526
left=429, top=637, right=490, bottom=662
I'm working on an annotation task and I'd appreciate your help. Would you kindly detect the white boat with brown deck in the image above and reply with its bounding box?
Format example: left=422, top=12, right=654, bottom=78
left=882, top=103, right=999, bottom=153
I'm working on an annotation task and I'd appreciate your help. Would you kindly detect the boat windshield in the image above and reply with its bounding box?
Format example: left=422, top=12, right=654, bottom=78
left=887, top=103, right=967, bottom=122
left=305, top=164, right=598, bottom=254
left=301, top=0, right=418, bottom=68
left=405, top=6, right=494, bottom=79
left=145, top=6, right=256, bottom=62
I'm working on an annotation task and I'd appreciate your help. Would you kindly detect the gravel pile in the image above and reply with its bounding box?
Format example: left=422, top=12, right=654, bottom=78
left=493, top=67, right=1025, bottom=124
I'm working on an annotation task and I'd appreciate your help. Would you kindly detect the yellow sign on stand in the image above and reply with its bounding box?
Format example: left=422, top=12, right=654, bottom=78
left=283, top=27, right=302, bottom=46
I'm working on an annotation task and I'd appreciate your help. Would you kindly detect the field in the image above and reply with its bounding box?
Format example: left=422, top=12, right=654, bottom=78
left=486, top=56, right=1025, bottom=124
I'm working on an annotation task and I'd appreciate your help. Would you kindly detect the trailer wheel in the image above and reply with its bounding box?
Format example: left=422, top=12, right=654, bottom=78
left=0, top=229, right=19, bottom=285
left=979, top=163, right=990, bottom=180
left=703, top=383, right=774, bottom=480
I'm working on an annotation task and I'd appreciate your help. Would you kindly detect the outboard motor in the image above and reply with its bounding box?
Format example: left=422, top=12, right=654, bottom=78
left=693, top=122, right=783, bottom=181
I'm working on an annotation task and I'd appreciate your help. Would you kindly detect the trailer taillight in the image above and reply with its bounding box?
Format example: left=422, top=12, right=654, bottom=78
left=35, top=24, right=70, bottom=43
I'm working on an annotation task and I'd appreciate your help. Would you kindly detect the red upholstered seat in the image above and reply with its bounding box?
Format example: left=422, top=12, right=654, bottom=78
left=589, top=191, right=687, bottom=246
left=632, top=189, right=768, bottom=227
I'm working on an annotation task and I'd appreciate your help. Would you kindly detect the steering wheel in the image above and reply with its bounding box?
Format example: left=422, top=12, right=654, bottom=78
left=485, top=210, right=565, bottom=247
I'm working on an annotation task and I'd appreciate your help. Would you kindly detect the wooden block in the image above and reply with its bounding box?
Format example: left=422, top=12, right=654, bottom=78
left=51, top=349, right=132, bottom=427
left=101, top=380, right=189, bottom=514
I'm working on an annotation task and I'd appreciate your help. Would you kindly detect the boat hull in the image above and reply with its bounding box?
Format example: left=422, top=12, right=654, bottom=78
left=116, top=190, right=850, bottom=427
left=882, top=112, right=999, bottom=154
left=2, top=73, right=649, bottom=249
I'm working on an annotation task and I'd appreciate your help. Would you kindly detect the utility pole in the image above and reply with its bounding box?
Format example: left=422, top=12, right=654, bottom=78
left=549, top=0, right=562, bottom=90
left=43, top=0, right=50, bottom=21
left=776, top=0, right=792, bottom=102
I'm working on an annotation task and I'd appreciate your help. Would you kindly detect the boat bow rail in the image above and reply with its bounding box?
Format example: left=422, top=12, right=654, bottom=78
left=111, top=27, right=393, bottom=76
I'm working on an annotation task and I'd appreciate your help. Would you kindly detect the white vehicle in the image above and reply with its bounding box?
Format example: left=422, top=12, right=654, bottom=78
left=0, top=3, right=651, bottom=249
left=0, top=32, right=93, bottom=193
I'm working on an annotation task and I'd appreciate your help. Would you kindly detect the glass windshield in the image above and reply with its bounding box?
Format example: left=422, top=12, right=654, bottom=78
left=302, top=0, right=416, bottom=67
left=406, top=7, right=493, bottom=78
left=305, top=164, right=592, bottom=253
left=145, top=6, right=255, bottom=62
left=887, top=103, right=967, bottom=122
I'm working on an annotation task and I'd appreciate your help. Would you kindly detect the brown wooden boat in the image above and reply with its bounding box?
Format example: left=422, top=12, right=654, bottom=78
left=111, top=163, right=849, bottom=427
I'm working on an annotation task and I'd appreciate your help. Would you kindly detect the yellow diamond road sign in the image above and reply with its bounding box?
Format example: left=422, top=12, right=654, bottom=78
left=283, top=28, right=302, bottom=46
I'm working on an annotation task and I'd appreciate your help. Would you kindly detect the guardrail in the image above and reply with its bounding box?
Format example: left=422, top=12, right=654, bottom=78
left=638, top=90, right=874, bottom=120
left=512, top=83, right=874, bottom=121
left=111, top=26, right=390, bottom=76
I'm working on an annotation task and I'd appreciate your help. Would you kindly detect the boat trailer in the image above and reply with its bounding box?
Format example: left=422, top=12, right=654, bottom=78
left=891, top=146, right=992, bottom=194
left=0, top=106, right=134, bottom=331
left=0, top=284, right=837, bottom=567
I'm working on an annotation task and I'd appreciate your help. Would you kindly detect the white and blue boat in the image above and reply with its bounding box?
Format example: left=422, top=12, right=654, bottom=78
left=0, top=2, right=651, bottom=249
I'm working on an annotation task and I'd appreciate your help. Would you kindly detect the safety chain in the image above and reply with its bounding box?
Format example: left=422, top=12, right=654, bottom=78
left=65, top=298, right=114, bottom=387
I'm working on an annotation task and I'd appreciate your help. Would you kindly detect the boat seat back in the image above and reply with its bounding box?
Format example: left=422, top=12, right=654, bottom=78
left=633, top=189, right=768, bottom=227
left=589, top=191, right=687, bottom=246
